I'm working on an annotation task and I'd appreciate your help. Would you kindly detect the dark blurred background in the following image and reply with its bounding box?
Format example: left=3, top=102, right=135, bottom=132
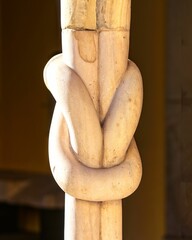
left=0, top=0, right=191, bottom=239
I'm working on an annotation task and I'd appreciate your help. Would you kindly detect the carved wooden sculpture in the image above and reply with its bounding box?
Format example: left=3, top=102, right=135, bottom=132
left=44, top=0, right=143, bottom=239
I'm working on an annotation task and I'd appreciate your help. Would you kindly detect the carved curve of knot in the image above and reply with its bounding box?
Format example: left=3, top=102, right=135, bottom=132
left=44, top=54, right=143, bottom=202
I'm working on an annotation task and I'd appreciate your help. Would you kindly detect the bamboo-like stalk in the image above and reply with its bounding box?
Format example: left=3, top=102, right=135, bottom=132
left=44, top=0, right=143, bottom=239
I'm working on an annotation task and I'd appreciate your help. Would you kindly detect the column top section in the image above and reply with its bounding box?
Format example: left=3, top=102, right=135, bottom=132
left=61, top=0, right=131, bottom=30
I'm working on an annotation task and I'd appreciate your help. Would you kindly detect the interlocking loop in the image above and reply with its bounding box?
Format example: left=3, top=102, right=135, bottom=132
left=44, top=53, right=143, bottom=202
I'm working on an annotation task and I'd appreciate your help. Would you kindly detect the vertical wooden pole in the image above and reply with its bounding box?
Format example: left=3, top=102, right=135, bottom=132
left=44, top=0, right=143, bottom=239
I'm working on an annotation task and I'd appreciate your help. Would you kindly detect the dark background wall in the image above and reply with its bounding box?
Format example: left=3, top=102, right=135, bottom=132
left=0, top=0, right=192, bottom=239
left=125, top=0, right=166, bottom=239
left=0, top=0, right=61, bottom=173
left=166, top=0, right=192, bottom=239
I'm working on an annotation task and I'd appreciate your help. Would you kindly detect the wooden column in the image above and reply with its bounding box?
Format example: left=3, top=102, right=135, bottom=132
left=44, top=0, right=143, bottom=239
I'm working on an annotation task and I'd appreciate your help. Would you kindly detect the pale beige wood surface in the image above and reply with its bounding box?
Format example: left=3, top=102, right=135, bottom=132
left=65, top=194, right=101, bottom=240
left=98, top=31, right=129, bottom=122
left=43, top=103, right=142, bottom=201
left=61, top=0, right=131, bottom=30
left=44, top=0, right=143, bottom=239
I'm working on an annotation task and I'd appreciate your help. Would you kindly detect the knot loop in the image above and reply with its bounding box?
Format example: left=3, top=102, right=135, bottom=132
left=44, top=53, right=143, bottom=202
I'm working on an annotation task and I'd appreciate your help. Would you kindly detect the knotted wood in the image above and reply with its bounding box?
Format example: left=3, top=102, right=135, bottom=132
left=44, top=0, right=143, bottom=239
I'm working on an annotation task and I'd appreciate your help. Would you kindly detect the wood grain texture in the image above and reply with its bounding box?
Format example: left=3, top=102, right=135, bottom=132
left=45, top=106, right=141, bottom=200
left=96, top=0, right=131, bottom=30
left=44, top=28, right=143, bottom=238
left=61, top=0, right=131, bottom=30
left=98, top=31, right=129, bottom=122
left=61, top=0, right=96, bottom=30
left=44, top=0, right=143, bottom=239
left=65, top=194, right=101, bottom=240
